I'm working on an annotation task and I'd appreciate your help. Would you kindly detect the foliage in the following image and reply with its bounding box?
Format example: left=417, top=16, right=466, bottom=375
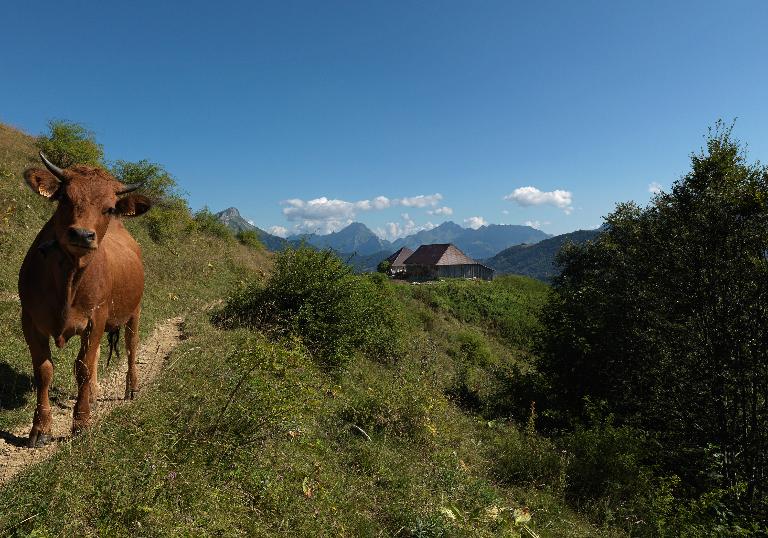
left=192, top=206, right=234, bottom=240
left=215, top=247, right=405, bottom=370
left=376, top=258, right=392, bottom=273
left=236, top=229, right=264, bottom=250
left=35, top=120, right=104, bottom=167
left=406, top=275, right=549, bottom=350
left=539, top=122, right=768, bottom=528
left=110, top=159, right=182, bottom=201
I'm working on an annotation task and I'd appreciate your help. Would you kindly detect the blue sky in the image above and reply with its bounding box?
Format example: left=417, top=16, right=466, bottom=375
left=2, top=1, right=767, bottom=237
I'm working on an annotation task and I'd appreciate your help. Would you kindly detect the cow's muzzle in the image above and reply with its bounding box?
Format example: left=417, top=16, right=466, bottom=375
left=67, top=227, right=98, bottom=250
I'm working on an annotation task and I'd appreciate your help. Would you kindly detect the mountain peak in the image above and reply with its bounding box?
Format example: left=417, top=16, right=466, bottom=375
left=218, top=207, right=241, bottom=218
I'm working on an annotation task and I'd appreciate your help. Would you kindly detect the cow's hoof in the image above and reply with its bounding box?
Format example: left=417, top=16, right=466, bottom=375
left=125, top=389, right=138, bottom=401
left=71, top=418, right=90, bottom=435
left=27, top=431, right=51, bottom=448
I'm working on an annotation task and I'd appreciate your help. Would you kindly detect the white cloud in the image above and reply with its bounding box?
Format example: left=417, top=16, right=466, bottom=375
left=291, top=218, right=352, bottom=235
left=504, top=186, right=573, bottom=214
left=376, top=213, right=436, bottom=240
left=648, top=182, right=662, bottom=195
left=501, top=209, right=509, bottom=215
left=427, top=206, right=453, bottom=216
left=463, top=216, right=488, bottom=229
left=268, top=225, right=288, bottom=238
left=398, top=193, right=443, bottom=208
left=282, top=193, right=443, bottom=221
left=523, top=220, right=550, bottom=229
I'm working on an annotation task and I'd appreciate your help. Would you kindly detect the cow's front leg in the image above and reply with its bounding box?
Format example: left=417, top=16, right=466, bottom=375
left=23, top=311, right=54, bottom=448
left=72, top=319, right=105, bottom=434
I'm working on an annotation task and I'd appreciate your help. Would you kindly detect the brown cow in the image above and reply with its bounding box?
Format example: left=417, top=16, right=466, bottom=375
left=19, top=153, right=152, bottom=447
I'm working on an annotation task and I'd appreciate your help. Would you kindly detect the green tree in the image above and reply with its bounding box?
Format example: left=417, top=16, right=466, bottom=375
left=539, top=122, right=768, bottom=524
left=376, top=259, right=392, bottom=274
left=110, top=159, right=182, bottom=201
left=36, top=120, right=104, bottom=167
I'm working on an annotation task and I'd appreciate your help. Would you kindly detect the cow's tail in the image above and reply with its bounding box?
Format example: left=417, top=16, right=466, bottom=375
left=107, top=327, right=121, bottom=367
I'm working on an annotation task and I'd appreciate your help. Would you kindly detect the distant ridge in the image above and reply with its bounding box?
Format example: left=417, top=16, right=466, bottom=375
left=391, top=221, right=550, bottom=259
left=485, top=228, right=601, bottom=281
left=290, top=220, right=550, bottom=259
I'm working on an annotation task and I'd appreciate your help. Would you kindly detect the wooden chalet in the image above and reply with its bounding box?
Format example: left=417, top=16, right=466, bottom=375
left=402, top=243, right=494, bottom=281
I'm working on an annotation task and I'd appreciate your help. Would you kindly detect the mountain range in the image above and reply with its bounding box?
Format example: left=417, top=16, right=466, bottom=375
left=215, top=207, right=603, bottom=280
left=288, top=220, right=550, bottom=259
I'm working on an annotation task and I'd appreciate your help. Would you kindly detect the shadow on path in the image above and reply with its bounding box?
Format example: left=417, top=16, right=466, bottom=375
left=0, top=362, right=32, bottom=411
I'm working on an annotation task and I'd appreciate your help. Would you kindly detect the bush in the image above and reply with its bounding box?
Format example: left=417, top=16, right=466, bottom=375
left=192, top=207, right=233, bottom=240
left=236, top=229, right=264, bottom=250
left=561, top=405, right=674, bottom=532
left=36, top=119, right=104, bottom=167
left=110, top=159, right=182, bottom=201
left=214, top=247, right=405, bottom=370
left=493, top=425, right=566, bottom=491
left=142, top=197, right=194, bottom=244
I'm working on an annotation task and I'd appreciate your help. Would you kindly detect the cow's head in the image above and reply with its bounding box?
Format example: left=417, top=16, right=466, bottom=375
left=24, top=153, right=152, bottom=260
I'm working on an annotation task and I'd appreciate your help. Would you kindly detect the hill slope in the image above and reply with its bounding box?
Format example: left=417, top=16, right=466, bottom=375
left=486, top=229, right=601, bottom=281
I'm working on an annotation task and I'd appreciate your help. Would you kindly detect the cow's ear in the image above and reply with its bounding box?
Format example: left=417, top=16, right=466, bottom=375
left=115, top=194, right=152, bottom=217
left=24, top=168, right=61, bottom=199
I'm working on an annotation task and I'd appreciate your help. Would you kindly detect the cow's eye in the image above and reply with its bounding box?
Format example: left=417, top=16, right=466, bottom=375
left=104, top=207, right=117, bottom=215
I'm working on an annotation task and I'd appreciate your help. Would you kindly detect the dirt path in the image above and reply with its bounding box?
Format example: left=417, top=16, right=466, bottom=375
left=0, top=316, right=184, bottom=485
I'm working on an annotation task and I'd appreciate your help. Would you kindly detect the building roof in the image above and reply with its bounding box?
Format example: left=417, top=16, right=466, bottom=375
left=386, top=247, right=414, bottom=267
left=404, top=244, right=481, bottom=266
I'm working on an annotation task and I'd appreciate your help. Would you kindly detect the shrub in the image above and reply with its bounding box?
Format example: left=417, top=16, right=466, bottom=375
left=110, top=159, right=182, bottom=201
left=36, top=119, right=104, bottom=167
left=142, top=197, right=194, bottom=244
left=192, top=207, right=233, bottom=240
left=236, top=230, right=264, bottom=250
left=561, top=407, right=670, bottom=531
left=493, top=425, right=566, bottom=491
left=214, top=247, right=405, bottom=370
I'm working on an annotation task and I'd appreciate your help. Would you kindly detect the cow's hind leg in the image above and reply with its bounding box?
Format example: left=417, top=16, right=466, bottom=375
left=23, top=311, right=54, bottom=448
left=72, top=318, right=105, bottom=434
left=124, top=307, right=140, bottom=400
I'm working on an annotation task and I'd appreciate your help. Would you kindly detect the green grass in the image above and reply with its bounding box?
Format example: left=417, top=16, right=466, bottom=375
left=0, top=309, right=613, bottom=537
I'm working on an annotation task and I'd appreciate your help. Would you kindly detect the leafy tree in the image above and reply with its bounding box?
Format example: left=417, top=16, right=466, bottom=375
left=539, top=122, right=768, bottom=524
left=376, top=259, right=392, bottom=274
left=110, top=159, right=182, bottom=201
left=36, top=120, right=104, bottom=167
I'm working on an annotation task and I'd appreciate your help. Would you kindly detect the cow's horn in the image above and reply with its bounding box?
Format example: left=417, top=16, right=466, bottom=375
left=117, top=183, right=143, bottom=195
left=39, top=152, right=68, bottom=182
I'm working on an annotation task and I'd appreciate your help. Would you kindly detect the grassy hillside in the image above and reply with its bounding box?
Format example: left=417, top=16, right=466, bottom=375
left=0, top=122, right=616, bottom=536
